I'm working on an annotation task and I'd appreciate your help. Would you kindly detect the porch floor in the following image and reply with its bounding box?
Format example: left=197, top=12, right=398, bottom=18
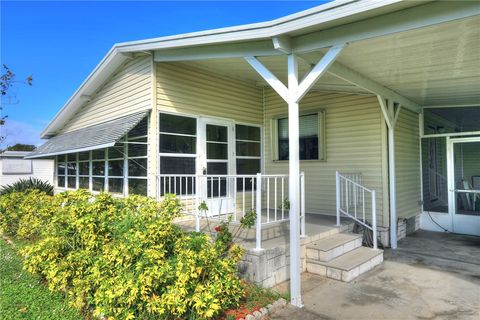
left=175, top=213, right=353, bottom=250
left=270, top=230, right=480, bottom=320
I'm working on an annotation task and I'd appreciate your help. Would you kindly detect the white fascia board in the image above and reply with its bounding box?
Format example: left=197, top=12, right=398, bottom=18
left=154, top=40, right=282, bottom=62
left=293, top=0, right=480, bottom=53
left=115, top=0, right=406, bottom=53
left=329, top=62, right=420, bottom=113
left=41, top=48, right=131, bottom=138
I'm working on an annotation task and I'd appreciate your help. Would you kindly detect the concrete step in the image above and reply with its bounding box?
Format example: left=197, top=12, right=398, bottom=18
left=306, top=246, right=383, bottom=282
left=306, top=232, right=363, bottom=262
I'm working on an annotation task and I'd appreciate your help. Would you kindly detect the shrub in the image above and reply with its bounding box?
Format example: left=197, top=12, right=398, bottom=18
left=0, top=177, right=54, bottom=196
left=0, top=189, right=55, bottom=239
left=9, top=190, right=246, bottom=319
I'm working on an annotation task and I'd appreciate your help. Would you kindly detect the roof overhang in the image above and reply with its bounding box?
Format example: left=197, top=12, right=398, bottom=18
left=29, top=111, right=148, bottom=158
left=41, top=0, right=480, bottom=138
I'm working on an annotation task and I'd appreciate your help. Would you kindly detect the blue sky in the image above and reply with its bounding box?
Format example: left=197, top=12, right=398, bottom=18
left=1, top=0, right=327, bottom=147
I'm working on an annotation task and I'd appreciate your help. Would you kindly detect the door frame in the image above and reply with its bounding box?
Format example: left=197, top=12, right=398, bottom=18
left=197, top=116, right=236, bottom=214
left=446, top=136, right=480, bottom=235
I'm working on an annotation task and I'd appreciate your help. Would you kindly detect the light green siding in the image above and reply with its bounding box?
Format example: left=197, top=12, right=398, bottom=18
left=60, top=56, right=152, bottom=133
left=263, top=89, right=387, bottom=227
left=156, top=62, right=263, bottom=124
left=395, top=108, right=422, bottom=219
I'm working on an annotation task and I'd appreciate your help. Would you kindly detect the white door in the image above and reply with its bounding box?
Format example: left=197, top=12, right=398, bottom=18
left=197, top=117, right=235, bottom=215
left=447, top=137, right=480, bottom=236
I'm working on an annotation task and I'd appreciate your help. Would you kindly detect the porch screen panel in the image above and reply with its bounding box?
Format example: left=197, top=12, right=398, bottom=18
left=159, top=113, right=197, bottom=196
left=236, top=124, right=261, bottom=191
left=126, top=117, right=148, bottom=196
left=423, top=106, right=480, bottom=135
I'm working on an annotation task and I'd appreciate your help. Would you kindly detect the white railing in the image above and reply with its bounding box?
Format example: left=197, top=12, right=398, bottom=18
left=157, top=172, right=306, bottom=250
left=336, top=171, right=377, bottom=249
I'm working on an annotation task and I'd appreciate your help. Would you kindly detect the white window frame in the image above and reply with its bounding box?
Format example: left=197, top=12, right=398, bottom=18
left=271, top=110, right=326, bottom=161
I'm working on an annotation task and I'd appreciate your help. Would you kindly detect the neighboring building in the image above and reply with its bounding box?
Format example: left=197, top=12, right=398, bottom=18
left=0, top=151, right=54, bottom=187
left=26, top=0, right=480, bottom=306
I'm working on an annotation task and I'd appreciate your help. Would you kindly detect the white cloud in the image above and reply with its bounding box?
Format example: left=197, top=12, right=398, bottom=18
left=1, top=120, right=45, bottom=148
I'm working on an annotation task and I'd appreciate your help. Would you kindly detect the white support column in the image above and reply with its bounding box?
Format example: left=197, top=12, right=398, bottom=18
left=147, top=55, right=159, bottom=198
left=287, top=54, right=303, bottom=308
left=378, top=95, right=401, bottom=249
left=388, top=127, right=397, bottom=248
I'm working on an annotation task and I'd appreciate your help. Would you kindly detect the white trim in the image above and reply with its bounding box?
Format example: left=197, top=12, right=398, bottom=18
left=244, top=56, right=288, bottom=102
left=296, top=44, right=345, bottom=103
left=421, top=131, right=480, bottom=139
left=422, top=104, right=480, bottom=109
left=25, top=142, right=115, bottom=159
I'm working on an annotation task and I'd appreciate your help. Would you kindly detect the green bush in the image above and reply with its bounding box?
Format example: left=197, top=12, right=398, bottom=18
left=0, top=190, right=245, bottom=319
left=0, top=189, right=56, bottom=239
left=0, top=177, right=54, bottom=196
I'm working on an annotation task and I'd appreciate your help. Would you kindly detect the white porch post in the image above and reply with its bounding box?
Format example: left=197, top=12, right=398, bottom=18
left=378, top=96, right=401, bottom=249
left=245, top=46, right=344, bottom=308
left=388, top=126, right=397, bottom=249
left=287, top=54, right=302, bottom=307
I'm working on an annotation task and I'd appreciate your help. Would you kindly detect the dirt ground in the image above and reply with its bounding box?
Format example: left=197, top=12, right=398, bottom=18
left=269, top=230, right=480, bottom=320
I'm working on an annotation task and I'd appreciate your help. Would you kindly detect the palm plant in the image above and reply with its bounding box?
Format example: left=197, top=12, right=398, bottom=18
left=0, top=178, right=54, bottom=196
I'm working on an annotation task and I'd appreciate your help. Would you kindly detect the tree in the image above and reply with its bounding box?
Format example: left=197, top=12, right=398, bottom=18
left=0, top=64, right=33, bottom=144
left=6, top=143, right=36, bottom=151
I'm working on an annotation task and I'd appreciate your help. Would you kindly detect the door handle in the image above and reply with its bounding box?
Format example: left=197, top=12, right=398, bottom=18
left=202, top=167, right=207, bottom=175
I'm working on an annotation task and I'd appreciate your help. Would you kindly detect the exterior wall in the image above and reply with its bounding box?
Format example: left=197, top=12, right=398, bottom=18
left=60, top=56, right=152, bottom=133
left=395, top=108, right=422, bottom=219
left=156, top=62, right=263, bottom=125
left=263, top=90, right=387, bottom=227
left=0, top=159, right=54, bottom=187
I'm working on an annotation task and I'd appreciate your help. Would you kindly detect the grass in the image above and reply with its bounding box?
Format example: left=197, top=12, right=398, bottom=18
left=0, top=237, right=82, bottom=320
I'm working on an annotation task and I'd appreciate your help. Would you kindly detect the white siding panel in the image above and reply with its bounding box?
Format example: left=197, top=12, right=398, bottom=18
left=395, top=108, right=422, bottom=219
left=264, top=90, right=387, bottom=227
left=0, top=159, right=54, bottom=187
left=60, top=57, right=152, bottom=133
left=156, top=62, right=263, bottom=124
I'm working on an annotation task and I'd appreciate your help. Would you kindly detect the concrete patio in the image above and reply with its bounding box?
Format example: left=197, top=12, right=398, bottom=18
left=269, top=230, right=480, bottom=320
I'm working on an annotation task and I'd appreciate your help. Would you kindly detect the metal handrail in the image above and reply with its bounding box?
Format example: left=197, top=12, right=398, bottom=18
left=336, top=171, right=377, bottom=250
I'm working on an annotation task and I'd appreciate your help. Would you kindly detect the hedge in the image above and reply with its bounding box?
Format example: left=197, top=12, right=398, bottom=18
left=0, top=190, right=245, bottom=319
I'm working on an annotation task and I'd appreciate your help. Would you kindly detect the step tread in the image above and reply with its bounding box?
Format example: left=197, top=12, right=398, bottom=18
left=308, top=246, right=382, bottom=271
left=307, top=232, right=362, bottom=251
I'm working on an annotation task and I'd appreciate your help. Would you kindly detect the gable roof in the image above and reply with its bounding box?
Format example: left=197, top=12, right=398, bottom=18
left=41, top=0, right=425, bottom=138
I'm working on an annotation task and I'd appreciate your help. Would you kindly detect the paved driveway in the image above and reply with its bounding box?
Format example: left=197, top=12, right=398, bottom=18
left=269, top=231, right=480, bottom=320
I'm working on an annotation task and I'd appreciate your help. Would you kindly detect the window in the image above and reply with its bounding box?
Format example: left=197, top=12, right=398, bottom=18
left=275, top=112, right=324, bottom=160
left=159, top=113, right=197, bottom=196
left=236, top=124, right=261, bottom=191
left=56, top=155, right=66, bottom=188
left=53, top=116, right=149, bottom=196
left=66, top=153, right=77, bottom=189
left=125, top=117, right=148, bottom=196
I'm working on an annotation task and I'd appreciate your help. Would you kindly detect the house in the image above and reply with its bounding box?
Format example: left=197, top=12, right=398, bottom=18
left=0, top=151, right=54, bottom=188
left=26, top=0, right=480, bottom=307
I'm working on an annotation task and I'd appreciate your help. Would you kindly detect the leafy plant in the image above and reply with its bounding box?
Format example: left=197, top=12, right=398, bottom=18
left=0, top=177, right=53, bottom=196
left=279, top=198, right=290, bottom=211
left=0, top=190, right=246, bottom=319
